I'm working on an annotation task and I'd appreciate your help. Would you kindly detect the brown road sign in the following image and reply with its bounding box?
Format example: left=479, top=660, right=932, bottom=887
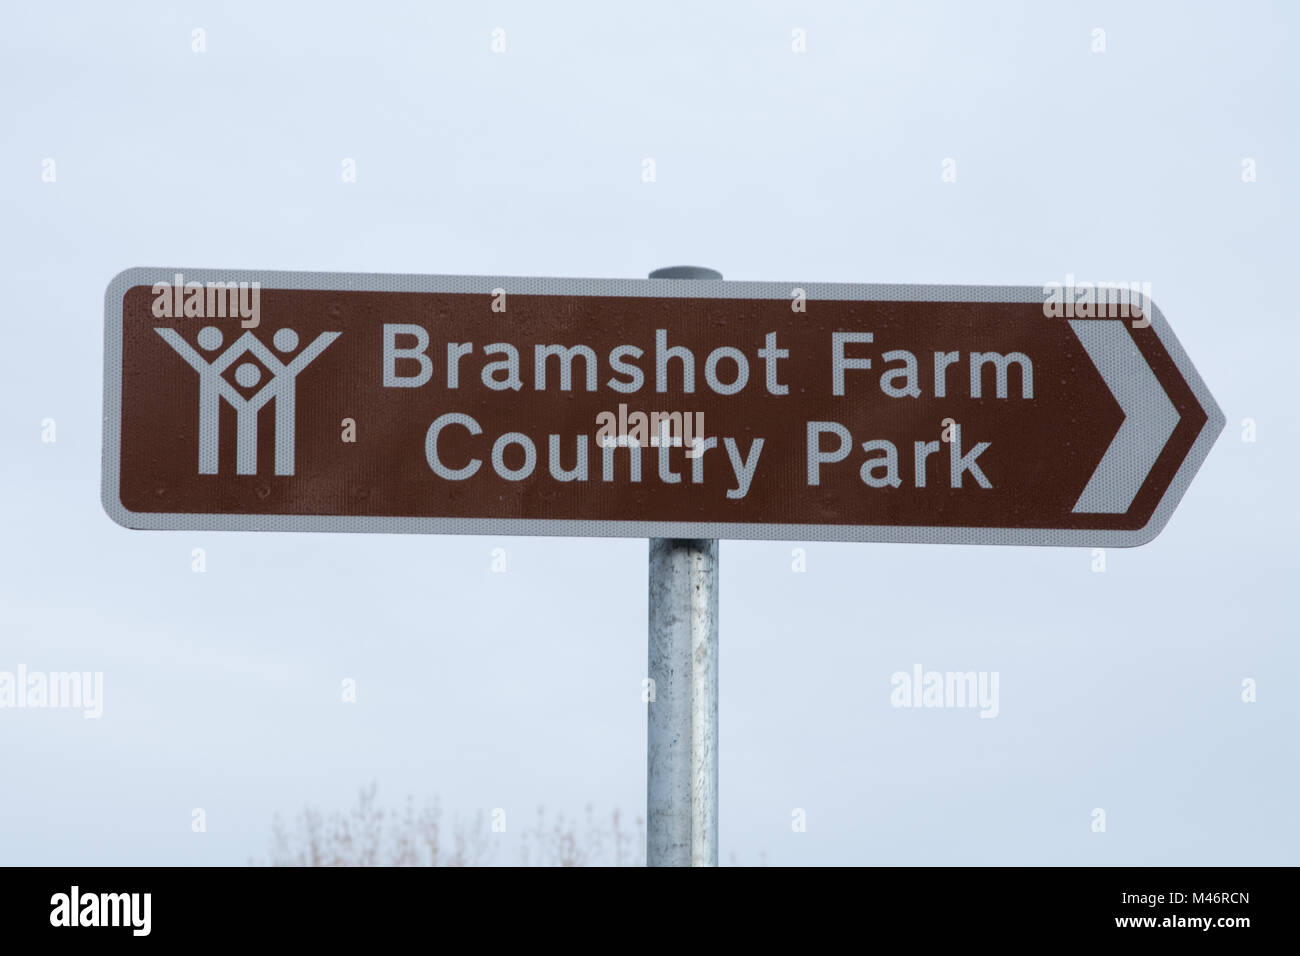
left=101, top=269, right=1224, bottom=546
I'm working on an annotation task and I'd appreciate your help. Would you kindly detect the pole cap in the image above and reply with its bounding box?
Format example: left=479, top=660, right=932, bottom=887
left=648, top=266, right=723, bottom=280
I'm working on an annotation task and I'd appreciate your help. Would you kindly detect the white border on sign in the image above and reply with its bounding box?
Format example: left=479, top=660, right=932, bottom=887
left=101, top=267, right=1225, bottom=547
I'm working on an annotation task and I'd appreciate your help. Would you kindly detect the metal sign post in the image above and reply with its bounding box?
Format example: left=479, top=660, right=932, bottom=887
left=102, top=265, right=1226, bottom=870
left=646, top=266, right=721, bottom=868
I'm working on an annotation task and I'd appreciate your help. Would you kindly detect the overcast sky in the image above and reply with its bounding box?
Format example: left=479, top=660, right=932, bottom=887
left=1, top=0, right=1295, bottom=865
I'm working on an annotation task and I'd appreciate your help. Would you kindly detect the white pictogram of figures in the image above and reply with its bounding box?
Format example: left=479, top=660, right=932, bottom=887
left=155, top=325, right=339, bottom=476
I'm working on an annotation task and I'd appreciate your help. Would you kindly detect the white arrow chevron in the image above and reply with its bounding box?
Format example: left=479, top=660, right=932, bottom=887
left=1069, top=320, right=1180, bottom=514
